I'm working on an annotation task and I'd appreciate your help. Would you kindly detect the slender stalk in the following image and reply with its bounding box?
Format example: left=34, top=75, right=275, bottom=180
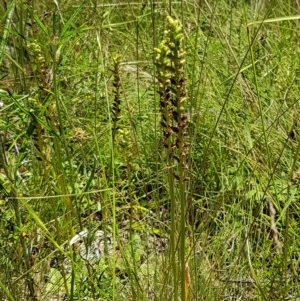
left=0, top=115, right=37, bottom=301
left=155, top=16, right=189, bottom=300
left=12, top=200, right=37, bottom=300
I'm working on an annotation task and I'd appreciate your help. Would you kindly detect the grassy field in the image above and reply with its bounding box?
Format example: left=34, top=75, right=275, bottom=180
left=0, top=1, right=300, bottom=300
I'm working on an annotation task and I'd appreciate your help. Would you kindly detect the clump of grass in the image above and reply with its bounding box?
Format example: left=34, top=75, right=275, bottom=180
left=155, top=15, right=189, bottom=301
left=1, top=1, right=300, bottom=301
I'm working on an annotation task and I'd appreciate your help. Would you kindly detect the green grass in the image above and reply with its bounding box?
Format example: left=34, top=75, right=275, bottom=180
left=0, top=0, right=300, bottom=300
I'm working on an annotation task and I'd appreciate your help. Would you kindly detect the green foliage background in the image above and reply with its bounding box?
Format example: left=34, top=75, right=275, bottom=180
left=0, top=0, right=300, bottom=300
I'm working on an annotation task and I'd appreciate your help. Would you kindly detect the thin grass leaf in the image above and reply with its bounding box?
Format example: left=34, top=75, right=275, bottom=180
left=30, top=12, right=49, bottom=36
left=0, top=280, right=16, bottom=301
left=248, top=14, right=300, bottom=26
left=60, top=4, right=83, bottom=39
left=0, top=1, right=15, bottom=66
left=20, top=200, right=66, bottom=254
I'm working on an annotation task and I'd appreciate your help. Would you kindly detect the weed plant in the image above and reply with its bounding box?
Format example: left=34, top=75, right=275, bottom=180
left=0, top=1, right=300, bottom=300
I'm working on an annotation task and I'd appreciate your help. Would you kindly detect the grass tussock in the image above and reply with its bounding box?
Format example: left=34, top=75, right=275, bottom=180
left=0, top=1, right=300, bottom=300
